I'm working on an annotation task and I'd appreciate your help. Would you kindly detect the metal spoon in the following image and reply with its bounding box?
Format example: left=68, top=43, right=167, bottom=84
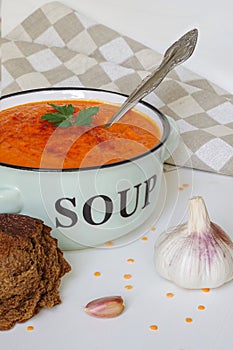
left=106, top=28, right=198, bottom=127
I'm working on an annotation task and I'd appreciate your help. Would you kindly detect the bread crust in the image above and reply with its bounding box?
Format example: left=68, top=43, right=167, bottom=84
left=0, top=213, right=71, bottom=330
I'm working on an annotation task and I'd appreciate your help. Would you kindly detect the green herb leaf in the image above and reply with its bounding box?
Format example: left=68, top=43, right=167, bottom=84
left=49, top=103, right=75, bottom=116
left=41, top=103, right=99, bottom=128
left=58, top=119, right=73, bottom=128
left=73, top=106, right=99, bottom=126
left=41, top=113, right=66, bottom=123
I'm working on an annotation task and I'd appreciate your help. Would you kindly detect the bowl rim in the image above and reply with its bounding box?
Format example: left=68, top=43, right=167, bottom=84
left=0, top=87, right=170, bottom=172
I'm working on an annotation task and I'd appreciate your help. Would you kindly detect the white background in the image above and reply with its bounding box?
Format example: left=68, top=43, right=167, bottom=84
left=1, top=1, right=233, bottom=349
left=2, top=0, right=233, bottom=94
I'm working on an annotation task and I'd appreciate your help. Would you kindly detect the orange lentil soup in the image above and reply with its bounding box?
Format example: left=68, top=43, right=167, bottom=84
left=0, top=100, right=161, bottom=169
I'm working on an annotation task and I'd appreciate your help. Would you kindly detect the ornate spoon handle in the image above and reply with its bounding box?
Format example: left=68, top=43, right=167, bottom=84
left=106, top=28, right=198, bottom=127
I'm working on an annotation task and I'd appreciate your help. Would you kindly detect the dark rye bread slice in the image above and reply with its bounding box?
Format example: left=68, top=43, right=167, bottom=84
left=0, top=213, right=71, bottom=331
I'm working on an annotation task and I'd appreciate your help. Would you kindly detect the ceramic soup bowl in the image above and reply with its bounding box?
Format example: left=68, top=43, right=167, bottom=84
left=0, top=88, right=179, bottom=249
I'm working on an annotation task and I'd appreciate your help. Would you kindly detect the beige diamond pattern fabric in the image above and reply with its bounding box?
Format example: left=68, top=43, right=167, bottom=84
left=1, top=1, right=233, bottom=175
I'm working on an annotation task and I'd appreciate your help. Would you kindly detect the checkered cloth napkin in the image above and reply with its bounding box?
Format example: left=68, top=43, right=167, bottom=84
left=1, top=1, right=233, bottom=175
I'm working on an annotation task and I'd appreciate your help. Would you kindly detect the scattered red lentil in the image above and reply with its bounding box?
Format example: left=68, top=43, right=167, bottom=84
left=185, top=317, right=193, bottom=323
left=27, top=326, right=34, bottom=331
left=141, top=236, right=148, bottom=241
left=149, top=325, right=158, bottom=331
left=178, top=183, right=190, bottom=191
left=123, top=274, right=132, bottom=280
left=202, top=288, right=210, bottom=293
left=124, top=285, right=133, bottom=290
left=166, top=292, right=174, bottom=298
left=198, top=305, right=206, bottom=310
left=151, top=227, right=156, bottom=232
left=94, top=271, right=101, bottom=277
left=127, top=258, right=135, bottom=263
left=105, top=241, right=113, bottom=247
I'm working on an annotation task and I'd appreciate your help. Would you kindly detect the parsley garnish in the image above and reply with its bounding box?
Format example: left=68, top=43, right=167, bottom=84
left=41, top=103, right=99, bottom=128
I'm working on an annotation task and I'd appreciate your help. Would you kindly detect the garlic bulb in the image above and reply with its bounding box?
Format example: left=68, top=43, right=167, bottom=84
left=154, top=196, right=233, bottom=289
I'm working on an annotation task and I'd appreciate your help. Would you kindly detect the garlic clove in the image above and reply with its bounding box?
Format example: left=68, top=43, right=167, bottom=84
left=84, top=296, right=125, bottom=318
left=154, top=196, right=233, bottom=289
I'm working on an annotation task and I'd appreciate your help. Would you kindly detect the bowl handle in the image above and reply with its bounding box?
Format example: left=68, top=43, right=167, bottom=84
left=161, top=116, right=180, bottom=162
left=0, top=187, right=23, bottom=214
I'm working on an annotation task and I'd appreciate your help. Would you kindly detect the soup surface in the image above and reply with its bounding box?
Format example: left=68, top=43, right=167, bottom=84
left=0, top=100, right=161, bottom=169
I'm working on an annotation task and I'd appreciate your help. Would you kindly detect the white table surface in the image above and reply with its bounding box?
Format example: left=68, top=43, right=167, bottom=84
left=1, top=1, right=233, bottom=349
